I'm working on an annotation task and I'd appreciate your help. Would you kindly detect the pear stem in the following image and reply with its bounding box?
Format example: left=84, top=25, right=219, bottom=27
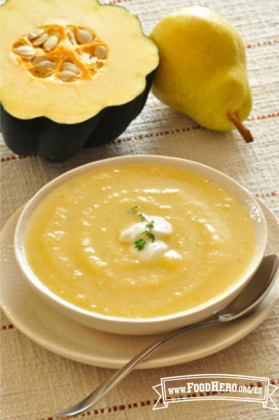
left=228, top=112, right=254, bottom=143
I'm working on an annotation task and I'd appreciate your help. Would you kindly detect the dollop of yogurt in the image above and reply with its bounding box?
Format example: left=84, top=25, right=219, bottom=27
left=131, top=240, right=168, bottom=262
left=119, top=215, right=175, bottom=261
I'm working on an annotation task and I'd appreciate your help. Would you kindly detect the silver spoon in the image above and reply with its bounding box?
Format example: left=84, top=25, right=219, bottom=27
left=53, top=254, right=279, bottom=419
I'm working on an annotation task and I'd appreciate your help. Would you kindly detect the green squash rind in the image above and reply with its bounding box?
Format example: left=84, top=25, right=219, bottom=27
left=0, top=69, right=156, bottom=162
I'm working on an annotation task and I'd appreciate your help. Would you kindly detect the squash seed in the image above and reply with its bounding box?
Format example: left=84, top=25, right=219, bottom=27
left=61, top=62, right=81, bottom=75
left=49, top=30, right=61, bottom=40
left=76, top=28, right=93, bottom=44
left=32, top=56, right=53, bottom=65
left=34, top=61, right=56, bottom=74
left=94, top=45, right=107, bottom=59
left=32, top=33, right=49, bottom=46
left=59, top=71, right=78, bottom=82
left=43, top=35, right=59, bottom=52
left=14, top=46, right=36, bottom=57
left=66, top=30, right=76, bottom=45
left=94, top=60, right=104, bottom=70
left=28, top=28, right=45, bottom=40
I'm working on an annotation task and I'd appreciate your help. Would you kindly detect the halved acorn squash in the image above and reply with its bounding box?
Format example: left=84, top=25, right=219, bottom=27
left=0, top=0, right=159, bottom=162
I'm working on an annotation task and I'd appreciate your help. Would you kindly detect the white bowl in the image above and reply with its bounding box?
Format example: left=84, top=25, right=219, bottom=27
left=14, top=156, right=268, bottom=335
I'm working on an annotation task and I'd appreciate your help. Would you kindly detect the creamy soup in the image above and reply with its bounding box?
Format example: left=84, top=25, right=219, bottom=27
left=24, top=164, right=255, bottom=318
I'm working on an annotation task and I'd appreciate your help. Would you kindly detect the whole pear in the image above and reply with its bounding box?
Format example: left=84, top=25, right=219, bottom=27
left=150, top=6, right=253, bottom=142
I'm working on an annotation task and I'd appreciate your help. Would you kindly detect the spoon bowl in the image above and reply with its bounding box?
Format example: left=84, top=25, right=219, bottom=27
left=218, top=254, right=279, bottom=321
left=53, top=254, right=279, bottom=419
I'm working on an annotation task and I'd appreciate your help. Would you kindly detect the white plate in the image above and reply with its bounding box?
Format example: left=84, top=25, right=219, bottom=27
left=1, top=199, right=279, bottom=369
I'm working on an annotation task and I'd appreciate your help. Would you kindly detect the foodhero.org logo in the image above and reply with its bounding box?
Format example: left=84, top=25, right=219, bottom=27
left=153, top=375, right=278, bottom=410
left=168, top=380, right=263, bottom=395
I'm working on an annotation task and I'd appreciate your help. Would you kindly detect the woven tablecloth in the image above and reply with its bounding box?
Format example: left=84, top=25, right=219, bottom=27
left=1, top=0, right=279, bottom=419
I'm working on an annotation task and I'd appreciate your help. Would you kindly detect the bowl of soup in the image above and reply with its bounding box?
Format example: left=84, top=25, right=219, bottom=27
left=14, top=156, right=267, bottom=335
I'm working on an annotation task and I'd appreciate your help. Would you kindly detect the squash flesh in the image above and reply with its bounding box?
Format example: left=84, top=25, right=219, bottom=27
left=0, top=0, right=159, bottom=123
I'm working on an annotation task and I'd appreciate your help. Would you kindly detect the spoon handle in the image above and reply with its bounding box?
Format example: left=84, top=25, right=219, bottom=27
left=53, top=317, right=219, bottom=419
left=53, top=254, right=279, bottom=419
